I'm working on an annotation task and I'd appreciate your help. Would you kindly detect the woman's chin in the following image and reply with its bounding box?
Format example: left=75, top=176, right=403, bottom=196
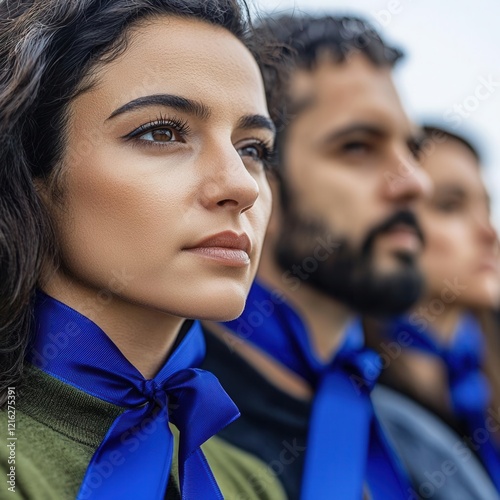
left=177, top=281, right=250, bottom=321
left=461, top=283, right=500, bottom=310
left=191, top=299, right=246, bottom=322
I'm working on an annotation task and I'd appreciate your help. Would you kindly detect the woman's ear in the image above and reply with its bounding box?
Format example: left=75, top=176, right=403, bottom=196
left=33, top=177, right=51, bottom=205
left=33, top=173, right=64, bottom=213
left=28, top=177, right=58, bottom=286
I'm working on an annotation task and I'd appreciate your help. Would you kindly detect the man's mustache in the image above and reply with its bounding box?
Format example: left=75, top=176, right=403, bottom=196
left=362, top=210, right=425, bottom=256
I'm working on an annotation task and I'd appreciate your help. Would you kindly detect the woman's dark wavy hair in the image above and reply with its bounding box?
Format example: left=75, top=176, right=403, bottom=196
left=423, top=124, right=482, bottom=163
left=0, top=0, right=272, bottom=407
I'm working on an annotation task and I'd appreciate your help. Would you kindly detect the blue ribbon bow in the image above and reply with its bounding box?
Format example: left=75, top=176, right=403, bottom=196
left=27, top=291, right=240, bottom=500
left=389, top=315, right=500, bottom=490
left=222, top=281, right=411, bottom=499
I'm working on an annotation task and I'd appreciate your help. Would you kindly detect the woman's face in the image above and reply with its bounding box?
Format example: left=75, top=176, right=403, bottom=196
left=418, top=138, right=499, bottom=309
left=43, top=17, right=274, bottom=321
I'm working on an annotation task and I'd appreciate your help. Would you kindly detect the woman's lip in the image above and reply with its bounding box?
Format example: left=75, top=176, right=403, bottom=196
left=185, top=247, right=250, bottom=267
left=187, top=231, right=252, bottom=254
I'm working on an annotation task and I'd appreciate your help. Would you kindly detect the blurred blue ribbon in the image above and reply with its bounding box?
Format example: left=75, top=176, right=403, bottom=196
left=223, top=280, right=411, bottom=499
left=390, top=314, right=500, bottom=490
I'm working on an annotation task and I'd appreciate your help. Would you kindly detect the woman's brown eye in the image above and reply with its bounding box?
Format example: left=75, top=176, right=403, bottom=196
left=140, top=128, right=174, bottom=142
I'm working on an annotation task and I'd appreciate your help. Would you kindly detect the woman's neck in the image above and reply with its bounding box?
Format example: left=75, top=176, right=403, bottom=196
left=416, top=298, right=463, bottom=344
left=42, top=270, right=184, bottom=379
left=397, top=299, right=466, bottom=415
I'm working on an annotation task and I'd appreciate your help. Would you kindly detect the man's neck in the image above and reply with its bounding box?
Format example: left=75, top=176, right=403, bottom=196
left=205, top=258, right=356, bottom=402
left=257, top=257, right=353, bottom=362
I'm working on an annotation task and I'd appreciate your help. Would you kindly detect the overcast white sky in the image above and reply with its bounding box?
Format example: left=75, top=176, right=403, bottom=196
left=251, top=0, right=500, bottom=229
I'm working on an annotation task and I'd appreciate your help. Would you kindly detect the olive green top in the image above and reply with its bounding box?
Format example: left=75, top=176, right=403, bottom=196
left=0, top=365, right=286, bottom=500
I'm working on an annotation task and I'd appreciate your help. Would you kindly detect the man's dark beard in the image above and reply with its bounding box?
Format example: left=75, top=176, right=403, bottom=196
left=274, top=208, right=425, bottom=316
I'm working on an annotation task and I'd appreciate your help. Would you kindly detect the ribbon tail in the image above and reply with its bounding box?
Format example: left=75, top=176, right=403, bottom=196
left=77, top=406, right=172, bottom=500
left=366, top=418, right=413, bottom=499
left=179, top=448, right=224, bottom=500
left=301, top=371, right=372, bottom=500
left=478, top=440, right=500, bottom=491
left=465, top=414, right=500, bottom=491
left=167, top=368, right=240, bottom=498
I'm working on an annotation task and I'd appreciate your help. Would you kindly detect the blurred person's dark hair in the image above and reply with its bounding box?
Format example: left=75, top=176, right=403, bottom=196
left=423, top=124, right=482, bottom=164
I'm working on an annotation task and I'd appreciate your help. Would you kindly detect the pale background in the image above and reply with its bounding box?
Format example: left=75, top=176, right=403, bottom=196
left=250, top=0, right=500, bottom=230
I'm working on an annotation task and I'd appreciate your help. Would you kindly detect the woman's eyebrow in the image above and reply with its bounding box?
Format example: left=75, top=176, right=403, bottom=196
left=237, top=114, right=276, bottom=135
left=436, top=185, right=467, bottom=198
left=106, top=93, right=212, bottom=121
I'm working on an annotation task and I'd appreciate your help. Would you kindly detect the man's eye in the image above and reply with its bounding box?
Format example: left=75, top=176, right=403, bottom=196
left=342, top=141, right=370, bottom=154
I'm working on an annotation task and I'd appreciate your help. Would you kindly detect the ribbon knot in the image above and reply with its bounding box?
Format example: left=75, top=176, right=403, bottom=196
left=28, top=292, right=240, bottom=500
left=446, top=348, right=478, bottom=372
left=141, top=379, right=167, bottom=408
left=334, top=346, right=382, bottom=395
left=442, top=340, right=490, bottom=419
left=390, top=315, right=491, bottom=419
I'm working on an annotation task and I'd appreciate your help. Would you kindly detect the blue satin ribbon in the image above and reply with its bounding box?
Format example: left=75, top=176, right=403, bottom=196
left=389, top=315, right=500, bottom=490
left=26, top=291, right=240, bottom=500
left=222, top=281, right=411, bottom=499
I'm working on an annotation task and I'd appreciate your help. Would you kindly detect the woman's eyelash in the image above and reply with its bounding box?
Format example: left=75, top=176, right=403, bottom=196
left=241, top=140, right=276, bottom=171
left=123, top=115, right=191, bottom=141
left=254, top=140, right=275, bottom=162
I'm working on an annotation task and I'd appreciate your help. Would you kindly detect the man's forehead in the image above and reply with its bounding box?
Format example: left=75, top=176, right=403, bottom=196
left=288, top=53, right=397, bottom=115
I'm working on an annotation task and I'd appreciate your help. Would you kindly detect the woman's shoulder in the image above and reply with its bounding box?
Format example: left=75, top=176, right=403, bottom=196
left=0, top=404, right=71, bottom=500
left=0, top=366, right=124, bottom=500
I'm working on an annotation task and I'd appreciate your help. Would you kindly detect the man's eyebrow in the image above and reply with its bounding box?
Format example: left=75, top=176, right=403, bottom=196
left=319, top=123, right=387, bottom=144
left=107, top=94, right=212, bottom=121
left=288, top=94, right=316, bottom=117
left=237, top=114, right=276, bottom=135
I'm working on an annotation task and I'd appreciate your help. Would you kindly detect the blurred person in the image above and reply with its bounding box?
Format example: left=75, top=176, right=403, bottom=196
left=202, top=14, right=432, bottom=500
left=367, top=125, right=500, bottom=498
left=0, top=1, right=289, bottom=499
